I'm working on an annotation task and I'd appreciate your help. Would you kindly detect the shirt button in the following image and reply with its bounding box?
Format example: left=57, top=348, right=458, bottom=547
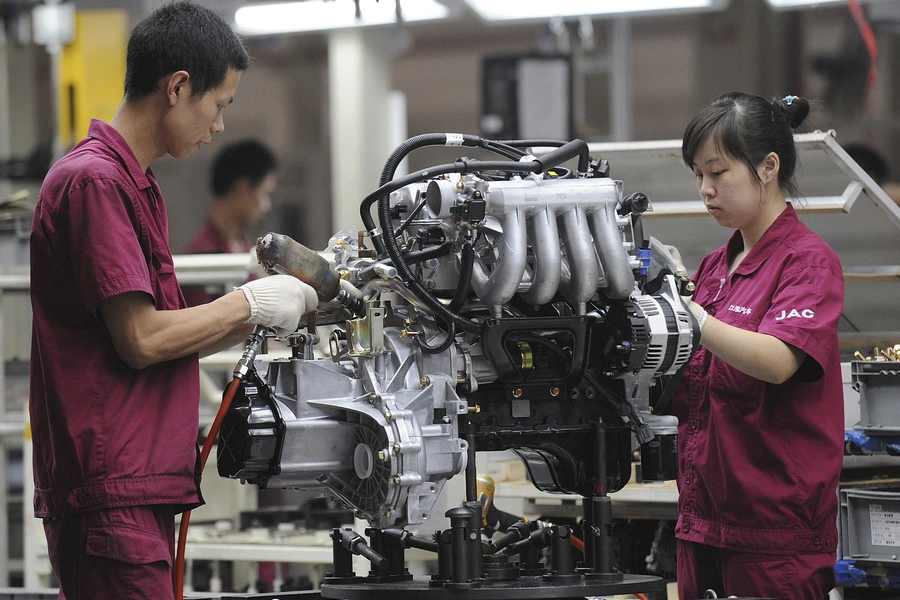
left=682, top=522, right=691, bottom=533
left=688, top=421, right=698, bottom=432
left=685, top=474, right=693, bottom=486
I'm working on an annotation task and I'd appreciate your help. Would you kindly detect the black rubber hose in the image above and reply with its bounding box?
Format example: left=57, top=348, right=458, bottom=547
left=371, top=142, right=592, bottom=334
left=393, top=196, right=427, bottom=238
left=362, top=133, right=523, bottom=256
left=534, top=139, right=590, bottom=174
left=416, top=321, right=456, bottom=354
left=357, top=241, right=454, bottom=281
left=372, top=162, right=523, bottom=334
left=448, top=238, right=475, bottom=314
left=517, top=333, right=640, bottom=429
left=497, top=139, right=567, bottom=149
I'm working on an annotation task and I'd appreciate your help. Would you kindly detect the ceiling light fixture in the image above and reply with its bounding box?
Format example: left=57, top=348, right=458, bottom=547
left=234, top=0, right=450, bottom=35
left=463, top=0, right=727, bottom=22
left=765, top=0, right=844, bottom=8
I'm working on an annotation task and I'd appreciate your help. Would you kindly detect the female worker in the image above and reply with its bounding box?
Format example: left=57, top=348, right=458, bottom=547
left=673, top=92, right=844, bottom=600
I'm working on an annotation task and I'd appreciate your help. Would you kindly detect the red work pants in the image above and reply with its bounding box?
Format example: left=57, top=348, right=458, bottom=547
left=677, top=539, right=835, bottom=600
left=43, top=505, right=177, bottom=600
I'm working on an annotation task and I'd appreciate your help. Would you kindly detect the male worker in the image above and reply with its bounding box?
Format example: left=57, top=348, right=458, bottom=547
left=183, top=139, right=278, bottom=306
left=29, top=2, right=317, bottom=598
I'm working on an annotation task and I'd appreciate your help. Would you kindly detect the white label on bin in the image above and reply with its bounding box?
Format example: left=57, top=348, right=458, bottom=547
left=870, top=504, right=900, bottom=546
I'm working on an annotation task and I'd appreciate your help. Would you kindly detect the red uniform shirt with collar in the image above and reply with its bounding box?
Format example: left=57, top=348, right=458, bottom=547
left=30, top=119, right=203, bottom=518
left=672, top=204, right=844, bottom=554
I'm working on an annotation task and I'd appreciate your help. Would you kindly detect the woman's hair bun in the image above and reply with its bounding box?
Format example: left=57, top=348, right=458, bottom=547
left=774, top=95, right=810, bottom=129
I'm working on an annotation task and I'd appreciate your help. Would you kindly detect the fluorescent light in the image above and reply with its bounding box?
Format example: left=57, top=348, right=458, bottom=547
left=765, top=0, right=843, bottom=8
left=235, top=0, right=449, bottom=35
left=464, top=0, right=723, bottom=21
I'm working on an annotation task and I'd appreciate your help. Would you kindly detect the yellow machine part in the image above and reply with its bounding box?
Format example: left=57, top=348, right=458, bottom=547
left=57, top=10, right=128, bottom=148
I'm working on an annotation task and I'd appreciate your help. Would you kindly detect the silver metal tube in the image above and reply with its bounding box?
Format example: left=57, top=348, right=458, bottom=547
left=520, top=207, right=561, bottom=305
left=471, top=207, right=528, bottom=311
left=589, top=202, right=635, bottom=300
left=559, top=206, right=598, bottom=313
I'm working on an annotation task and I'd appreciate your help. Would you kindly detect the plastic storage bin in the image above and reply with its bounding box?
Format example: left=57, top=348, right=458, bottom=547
left=851, top=361, right=900, bottom=433
left=840, top=487, right=900, bottom=565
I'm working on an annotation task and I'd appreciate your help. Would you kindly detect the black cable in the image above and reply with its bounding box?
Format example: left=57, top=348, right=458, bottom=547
left=498, top=139, right=567, bottom=149
left=448, top=238, right=475, bottom=314
left=393, top=195, right=427, bottom=238
left=362, top=133, right=524, bottom=256
left=516, top=333, right=639, bottom=425
left=416, top=321, right=456, bottom=354
left=357, top=241, right=454, bottom=281
left=371, top=140, right=592, bottom=334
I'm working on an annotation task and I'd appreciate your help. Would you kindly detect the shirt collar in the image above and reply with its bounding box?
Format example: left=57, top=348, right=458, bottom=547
left=86, top=119, right=153, bottom=190
left=728, top=203, right=799, bottom=275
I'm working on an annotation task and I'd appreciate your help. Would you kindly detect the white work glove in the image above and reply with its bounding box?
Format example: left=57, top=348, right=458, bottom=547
left=239, top=274, right=319, bottom=336
left=685, top=298, right=709, bottom=332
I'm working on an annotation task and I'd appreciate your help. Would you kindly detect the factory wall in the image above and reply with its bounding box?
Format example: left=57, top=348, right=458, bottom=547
left=140, top=1, right=892, bottom=253
left=3, top=1, right=891, bottom=254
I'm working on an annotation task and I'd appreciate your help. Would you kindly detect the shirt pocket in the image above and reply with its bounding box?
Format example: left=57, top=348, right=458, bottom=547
left=150, top=250, right=183, bottom=310
left=708, top=313, right=766, bottom=411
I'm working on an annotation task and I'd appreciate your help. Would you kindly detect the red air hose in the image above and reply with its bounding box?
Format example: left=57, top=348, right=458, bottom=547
left=174, top=325, right=270, bottom=599
left=174, top=374, right=242, bottom=599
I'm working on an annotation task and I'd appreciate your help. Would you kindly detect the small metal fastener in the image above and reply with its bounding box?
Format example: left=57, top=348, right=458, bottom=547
left=512, top=388, right=523, bottom=398
left=420, top=376, right=430, bottom=387
left=392, top=476, right=402, bottom=486
left=384, top=411, right=392, bottom=421
left=550, top=387, right=560, bottom=397
left=377, top=450, right=387, bottom=461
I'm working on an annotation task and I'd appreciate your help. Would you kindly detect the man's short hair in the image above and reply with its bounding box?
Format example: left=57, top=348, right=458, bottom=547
left=212, top=139, right=278, bottom=198
left=124, top=1, right=250, bottom=100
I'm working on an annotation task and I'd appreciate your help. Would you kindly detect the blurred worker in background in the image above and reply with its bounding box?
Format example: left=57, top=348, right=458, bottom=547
left=844, top=142, right=900, bottom=206
left=183, top=139, right=278, bottom=306
left=28, top=2, right=317, bottom=598
left=674, top=92, right=844, bottom=600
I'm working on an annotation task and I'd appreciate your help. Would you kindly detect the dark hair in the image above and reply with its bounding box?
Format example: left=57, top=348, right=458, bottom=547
left=212, top=139, right=278, bottom=197
left=682, top=91, right=811, bottom=199
left=124, top=1, right=250, bottom=100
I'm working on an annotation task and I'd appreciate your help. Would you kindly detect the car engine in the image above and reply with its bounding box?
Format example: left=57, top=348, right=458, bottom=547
left=215, top=134, right=698, bottom=597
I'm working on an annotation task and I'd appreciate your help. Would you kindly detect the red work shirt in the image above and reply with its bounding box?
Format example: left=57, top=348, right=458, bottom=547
left=182, top=218, right=252, bottom=306
left=30, top=119, right=203, bottom=518
left=672, top=204, right=844, bottom=554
